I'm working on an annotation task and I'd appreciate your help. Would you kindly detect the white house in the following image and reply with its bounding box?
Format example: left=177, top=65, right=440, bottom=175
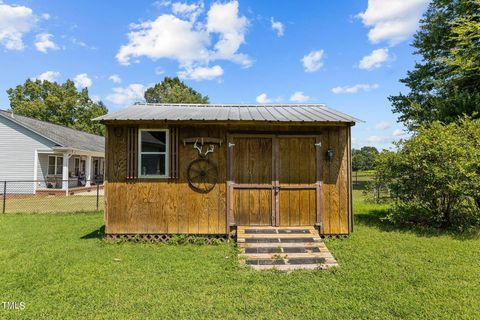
left=0, top=110, right=105, bottom=194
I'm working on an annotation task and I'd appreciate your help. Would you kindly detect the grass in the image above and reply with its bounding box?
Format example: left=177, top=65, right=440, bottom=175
left=0, top=194, right=479, bottom=319
left=3, top=195, right=104, bottom=213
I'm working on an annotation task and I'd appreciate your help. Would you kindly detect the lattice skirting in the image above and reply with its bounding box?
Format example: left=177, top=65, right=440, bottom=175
left=104, top=233, right=229, bottom=244
left=319, top=234, right=349, bottom=239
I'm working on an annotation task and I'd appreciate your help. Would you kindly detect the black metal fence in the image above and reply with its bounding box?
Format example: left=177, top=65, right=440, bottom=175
left=0, top=180, right=104, bottom=214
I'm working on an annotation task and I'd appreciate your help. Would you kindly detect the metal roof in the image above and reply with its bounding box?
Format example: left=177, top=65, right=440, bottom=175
left=0, top=110, right=105, bottom=153
left=95, top=103, right=361, bottom=123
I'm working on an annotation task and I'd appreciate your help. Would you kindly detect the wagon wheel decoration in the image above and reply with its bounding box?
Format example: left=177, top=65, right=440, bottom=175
left=187, top=158, right=218, bottom=193
left=187, top=140, right=218, bottom=193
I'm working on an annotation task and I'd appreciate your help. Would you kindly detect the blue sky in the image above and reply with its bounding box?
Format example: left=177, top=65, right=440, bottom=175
left=0, top=0, right=431, bottom=149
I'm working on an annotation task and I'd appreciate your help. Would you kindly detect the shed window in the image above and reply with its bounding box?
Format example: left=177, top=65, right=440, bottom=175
left=48, top=155, right=63, bottom=175
left=138, top=129, right=169, bottom=178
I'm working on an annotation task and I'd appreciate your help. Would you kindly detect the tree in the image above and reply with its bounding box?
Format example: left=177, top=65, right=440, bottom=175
left=445, top=0, right=480, bottom=80
left=144, top=77, right=209, bottom=104
left=352, top=146, right=379, bottom=171
left=389, top=0, right=480, bottom=130
left=376, top=117, right=480, bottom=230
left=7, top=79, right=108, bottom=136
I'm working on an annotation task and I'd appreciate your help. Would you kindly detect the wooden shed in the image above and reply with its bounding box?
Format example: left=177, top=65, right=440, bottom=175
left=95, top=103, right=360, bottom=238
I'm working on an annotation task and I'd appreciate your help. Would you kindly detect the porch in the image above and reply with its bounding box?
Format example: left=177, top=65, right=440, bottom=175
left=35, top=148, right=104, bottom=195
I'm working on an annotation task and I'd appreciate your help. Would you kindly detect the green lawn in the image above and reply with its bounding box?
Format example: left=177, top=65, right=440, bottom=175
left=4, top=195, right=104, bottom=213
left=0, top=194, right=479, bottom=319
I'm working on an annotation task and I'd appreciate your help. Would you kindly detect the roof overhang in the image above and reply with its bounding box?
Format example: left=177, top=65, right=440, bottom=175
left=52, top=147, right=104, bottom=157
left=94, top=103, right=363, bottom=124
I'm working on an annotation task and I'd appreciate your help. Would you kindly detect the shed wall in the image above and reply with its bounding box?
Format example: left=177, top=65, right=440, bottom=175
left=104, top=123, right=351, bottom=235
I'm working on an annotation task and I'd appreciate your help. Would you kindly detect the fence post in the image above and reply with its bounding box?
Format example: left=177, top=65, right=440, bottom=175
left=2, top=181, right=6, bottom=214
left=96, top=180, right=99, bottom=211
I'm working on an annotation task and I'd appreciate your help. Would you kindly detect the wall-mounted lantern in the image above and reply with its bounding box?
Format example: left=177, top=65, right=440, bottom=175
left=326, top=148, right=334, bottom=162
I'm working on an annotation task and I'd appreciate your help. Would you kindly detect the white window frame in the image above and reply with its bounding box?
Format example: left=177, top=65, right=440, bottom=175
left=48, top=155, right=63, bottom=175
left=138, top=129, right=169, bottom=178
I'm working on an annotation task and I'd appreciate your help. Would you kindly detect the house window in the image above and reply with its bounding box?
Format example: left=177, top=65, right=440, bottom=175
left=48, top=155, right=63, bottom=175
left=74, top=157, right=80, bottom=176
left=138, top=129, right=169, bottom=178
left=93, top=159, right=99, bottom=176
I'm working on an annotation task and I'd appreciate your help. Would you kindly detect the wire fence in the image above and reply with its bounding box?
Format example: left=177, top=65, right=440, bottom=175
left=0, top=180, right=104, bottom=214
left=352, top=171, right=391, bottom=203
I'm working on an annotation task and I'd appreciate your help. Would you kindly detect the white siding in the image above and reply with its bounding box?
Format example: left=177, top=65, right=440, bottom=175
left=0, top=115, right=55, bottom=193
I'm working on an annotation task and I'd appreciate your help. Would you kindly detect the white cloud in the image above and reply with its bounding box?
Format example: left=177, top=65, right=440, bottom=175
left=359, top=48, right=391, bottom=70
left=393, top=128, right=408, bottom=137
left=270, top=17, right=284, bottom=37
left=116, top=14, right=209, bottom=66
left=289, top=91, right=310, bottom=102
left=302, top=50, right=324, bottom=72
left=367, top=135, right=391, bottom=144
left=73, top=73, right=92, bottom=89
left=178, top=65, right=223, bottom=81
left=375, top=121, right=390, bottom=130
left=116, top=1, right=250, bottom=80
left=358, top=0, right=429, bottom=45
left=0, top=3, right=36, bottom=50
left=34, top=33, right=59, bottom=53
left=155, top=66, right=165, bottom=75
left=332, top=83, right=379, bottom=94
left=35, top=70, right=60, bottom=82
left=172, top=2, right=203, bottom=21
left=108, top=74, right=122, bottom=84
left=106, top=84, right=146, bottom=105
left=153, top=0, right=172, bottom=8
left=206, top=1, right=251, bottom=67
left=256, top=93, right=271, bottom=104
left=41, top=13, right=50, bottom=20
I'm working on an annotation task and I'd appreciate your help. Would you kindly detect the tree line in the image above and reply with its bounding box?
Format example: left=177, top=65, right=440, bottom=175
left=374, top=0, right=480, bottom=231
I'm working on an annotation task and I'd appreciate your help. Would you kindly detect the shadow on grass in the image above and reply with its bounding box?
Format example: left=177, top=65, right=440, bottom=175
left=355, top=207, right=479, bottom=240
left=81, top=225, right=105, bottom=239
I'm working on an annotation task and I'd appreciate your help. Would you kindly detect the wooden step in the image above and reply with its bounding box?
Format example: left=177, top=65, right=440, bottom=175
left=239, top=252, right=336, bottom=260
left=237, top=226, right=317, bottom=231
left=238, top=242, right=323, bottom=248
left=236, top=226, right=338, bottom=271
left=237, top=233, right=319, bottom=239
left=247, top=264, right=331, bottom=271
left=242, top=246, right=321, bottom=254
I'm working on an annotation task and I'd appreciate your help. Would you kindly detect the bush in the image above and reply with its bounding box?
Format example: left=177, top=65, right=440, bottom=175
left=377, top=117, right=480, bottom=230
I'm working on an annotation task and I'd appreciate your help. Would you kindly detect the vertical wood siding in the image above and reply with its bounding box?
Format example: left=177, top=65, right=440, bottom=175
left=105, top=125, right=227, bottom=234
left=320, top=127, right=350, bottom=235
left=105, top=123, right=352, bottom=235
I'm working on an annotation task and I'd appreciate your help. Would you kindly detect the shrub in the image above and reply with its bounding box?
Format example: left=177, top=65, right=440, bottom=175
left=377, top=117, right=480, bottom=230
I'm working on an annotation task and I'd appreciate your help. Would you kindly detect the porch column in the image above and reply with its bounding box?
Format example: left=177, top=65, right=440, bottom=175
left=85, top=155, right=92, bottom=187
left=62, top=153, right=69, bottom=195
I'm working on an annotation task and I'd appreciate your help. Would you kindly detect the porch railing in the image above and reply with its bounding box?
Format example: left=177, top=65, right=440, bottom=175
left=0, top=179, right=104, bottom=214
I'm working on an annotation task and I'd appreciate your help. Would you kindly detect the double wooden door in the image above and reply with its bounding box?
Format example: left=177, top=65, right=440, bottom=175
left=229, top=135, right=321, bottom=227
